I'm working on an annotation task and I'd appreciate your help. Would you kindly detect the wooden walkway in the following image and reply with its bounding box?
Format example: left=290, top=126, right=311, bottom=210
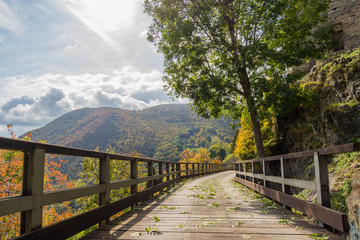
left=83, top=171, right=341, bottom=240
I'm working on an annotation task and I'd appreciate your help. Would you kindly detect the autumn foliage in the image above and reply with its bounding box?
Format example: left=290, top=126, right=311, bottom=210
left=0, top=125, right=75, bottom=239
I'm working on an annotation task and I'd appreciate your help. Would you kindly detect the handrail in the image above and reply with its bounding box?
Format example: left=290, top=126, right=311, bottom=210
left=0, top=136, right=231, bottom=240
left=234, top=143, right=360, bottom=233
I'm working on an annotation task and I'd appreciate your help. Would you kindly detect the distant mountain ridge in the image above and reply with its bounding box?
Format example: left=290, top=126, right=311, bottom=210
left=24, top=104, right=236, bottom=163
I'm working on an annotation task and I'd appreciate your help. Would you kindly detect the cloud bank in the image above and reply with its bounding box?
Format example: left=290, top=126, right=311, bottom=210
left=0, top=68, right=179, bottom=136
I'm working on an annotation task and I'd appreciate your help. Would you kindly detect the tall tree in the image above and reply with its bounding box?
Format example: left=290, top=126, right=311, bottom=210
left=144, top=0, right=334, bottom=157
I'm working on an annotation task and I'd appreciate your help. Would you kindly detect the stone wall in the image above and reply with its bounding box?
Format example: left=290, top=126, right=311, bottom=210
left=329, top=0, right=360, bottom=50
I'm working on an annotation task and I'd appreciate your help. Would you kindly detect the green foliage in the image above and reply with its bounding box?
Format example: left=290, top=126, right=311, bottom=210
left=223, top=154, right=239, bottom=165
left=208, top=142, right=229, bottom=160
left=25, top=105, right=235, bottom=177
left=145, top=225, right=160, bottom=235
left=308, top=234, right=330, bottom=240
left=234, top=111, right=279, bottom=159
left=195, top=221, right=215, bottom=228
left=328, top=152, right=360, bottom=213
left=145, top=0, right=335, bottom=156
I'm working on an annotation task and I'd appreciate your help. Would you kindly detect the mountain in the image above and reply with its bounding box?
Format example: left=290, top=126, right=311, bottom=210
left=23, top=104, right=236, bottom=172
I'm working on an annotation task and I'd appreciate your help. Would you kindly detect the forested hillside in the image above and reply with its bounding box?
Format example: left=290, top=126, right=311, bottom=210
left=24, top=104, right=235, bottom=162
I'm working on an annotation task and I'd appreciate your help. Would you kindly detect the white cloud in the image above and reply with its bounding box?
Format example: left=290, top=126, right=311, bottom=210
left=0, top=1, right=24, bottom=34
left=0, top=67, right=174, bottom=136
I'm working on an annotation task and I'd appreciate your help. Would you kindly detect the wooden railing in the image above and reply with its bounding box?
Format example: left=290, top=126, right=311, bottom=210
left=234, top=142, right=360, bottom=233
left=0, top=137, right=229, bottom=240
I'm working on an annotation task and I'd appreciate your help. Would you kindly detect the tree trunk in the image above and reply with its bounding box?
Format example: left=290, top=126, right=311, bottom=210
left=239, top=68, right=266, bottom=158
left=249, top=111, right=266, bottom=158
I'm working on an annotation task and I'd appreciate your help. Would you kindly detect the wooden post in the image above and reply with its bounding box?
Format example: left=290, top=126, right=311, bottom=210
left=314, top=152, right=331, bottom=228
left=171, top=163, right=176, bottom=179
left=262, top=160, right=270, bottom=187
left=235, top=163, right=240, bottom=178
left=148, top=161, right=153, bottom=188
left=280, top=157, right=291, bottom=210
left=251, top=162, right=255, bottom=183
left=21, top=148, right=45, bottom=234
left=244, top=163, right=249, bottom=181
left=185, top=163, right=189, bottom=178
left=176, top=163, right=180, bottom=180
left=166, top=162, right=170, bottom=181
left=159, top=162, right=163, bottom=183
left=130, top=159, right=138, bottom=208
left=99, top=155, right=110, bottom=226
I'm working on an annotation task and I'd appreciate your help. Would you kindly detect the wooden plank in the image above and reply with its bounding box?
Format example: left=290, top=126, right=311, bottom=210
left=20, top=148, right=45, bottom=232
left=314, top=152, right=331, bottom=208
left=130, top=159, right=138, bottom=196
left=0, top=195, right=33, bottom=216
left=238, top=142, right=360, bottom=164
left=0, top=137, right=171, bottom=164
left=99, top=155, right=110, bottom=225
left=147, top=161, right=153, bottom=188
left=235, top=177, right=348, bottom=232
left=238, top=172, right=316, bottom=191
left=43, top=185, right=106, bottom=206
left=84, top=171, right=341, bottom=240
left=15, top=178, right=180, bottom=240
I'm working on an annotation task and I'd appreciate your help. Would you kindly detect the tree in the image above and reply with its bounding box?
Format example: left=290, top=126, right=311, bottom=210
left=0, top=125, right=74, bottom=239
left=144, top=0, right=335, bottom=157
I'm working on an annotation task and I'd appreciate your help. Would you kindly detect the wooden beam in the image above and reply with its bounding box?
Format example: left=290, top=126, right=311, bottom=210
left=147, top=161, right=153, bottom=188
left=0, top=137, right=174, bottom=164
left=99, top=155, right=110, bottom=225
left=21, top=148, right=45, bottom=233
left=238, top=172, right=316, bottom=191
left=237, top=142, right=360, bottom=164
left=15, top=178, right=180, bottom=240
left=234, top=177, right=348, bottom=232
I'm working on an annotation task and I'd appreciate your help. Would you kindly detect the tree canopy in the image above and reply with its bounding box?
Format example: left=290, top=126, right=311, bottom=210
left=145, top=0, right=335, bottom=157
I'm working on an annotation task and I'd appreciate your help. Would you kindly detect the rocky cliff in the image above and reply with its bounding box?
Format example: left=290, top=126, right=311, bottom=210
left=276, top=48, right=360, bottom=238
left=277, top=48, right=360, bottom=153
left=346, top=170, right=360, bottom=239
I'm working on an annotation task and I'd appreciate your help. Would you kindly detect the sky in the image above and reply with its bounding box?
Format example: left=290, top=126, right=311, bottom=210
left=0, top=0, right=182, bottom=137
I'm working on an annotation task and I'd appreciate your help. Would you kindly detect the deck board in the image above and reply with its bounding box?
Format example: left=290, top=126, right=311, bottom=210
left=82, top=171, right=341, bottom=240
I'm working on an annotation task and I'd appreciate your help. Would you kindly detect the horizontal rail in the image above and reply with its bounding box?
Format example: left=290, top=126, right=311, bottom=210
left=238, top=171, right=316, bottom=190
left=234, top=143, right=360, bottom=233
left=238, top=142, right=360, bottom=163
left=14, top=168, right=227, bottom=240
left=15, top=177, right=179, bottom=240
left=0, top=136, right=166, bottom=163
left=235, top=177, right=348, bottom=232
left=0, top=136, right=230, bottom=239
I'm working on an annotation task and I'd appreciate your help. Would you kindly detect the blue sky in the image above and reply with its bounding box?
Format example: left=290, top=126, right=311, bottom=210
left=0, top=0, right=180, bottom=137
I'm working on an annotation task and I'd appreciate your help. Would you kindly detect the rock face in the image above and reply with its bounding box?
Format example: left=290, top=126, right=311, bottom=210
left=346, top=170, right=360, bottom=239
left=277, top=49, right=360, bottom=153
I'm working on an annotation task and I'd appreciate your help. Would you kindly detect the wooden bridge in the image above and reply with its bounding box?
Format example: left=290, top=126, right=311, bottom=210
left=0, top=137, right=358, bottom=239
